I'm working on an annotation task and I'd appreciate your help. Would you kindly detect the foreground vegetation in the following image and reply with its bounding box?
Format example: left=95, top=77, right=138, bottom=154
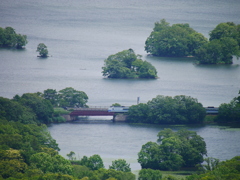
left=0, top=89, right=240, bottom=179
left=138, top=129, right=207, bottom=171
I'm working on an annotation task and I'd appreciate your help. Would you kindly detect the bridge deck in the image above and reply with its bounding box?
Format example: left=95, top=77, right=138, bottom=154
left=70, top=108, right=115, bottom=116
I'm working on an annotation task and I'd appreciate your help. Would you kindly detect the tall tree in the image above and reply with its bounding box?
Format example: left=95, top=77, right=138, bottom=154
left=58, top=87, right=88, bottom=107
left=43, top=89, right=58, bottom=106
left=109, top=159, right=131, bottom=172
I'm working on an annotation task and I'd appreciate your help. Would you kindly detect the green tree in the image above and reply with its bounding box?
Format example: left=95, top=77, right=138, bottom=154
left=30, top=152, right=73, bottom=175
left=186, top=156, right=240, bottom=180
left=195, top=38, right=239, bottom=64
left=195, top=22, right=240, bottom=64
left=138, top=129, right=207, bottom=170
left=58, top=87, right=88, bottom=107
left=216, top=94, right=240, bottom=123
left=109, top=159, right=131, bottom=172
left=15, top=93, right=54, bottom=124
left=88, top=154, right=105, bottom=170
left=67, top=151, right=76, bottom=161
left=138, top=169, right=162, bottom=180
left=145, top=19, right=207, bottom=57
left=43, top=89, right=58, bottom=106
left=78, top=154, right=104, bottom=171
left=102, top=49, right=157, bottom=79
left=209, top=22, right=238, bottom=42
left=127, top=103, right=150, bottom=123
left=16, top=34, right=28, bottom=49
left=0, top=27, right=28, bottom=48
left=138, top=142, right=161, bottom=170
left=127, top=95, right=206, bottom=124
left=0, top=96, right=36, bottom=124
left=111, top=103, right=121, bottom=107
left=37, top=43, right=48, bottom=57
left=0, top=149, right=28, bottom=179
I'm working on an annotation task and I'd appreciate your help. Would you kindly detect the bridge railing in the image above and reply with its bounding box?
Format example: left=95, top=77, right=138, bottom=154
left=71, top=106, right=110, bottom=111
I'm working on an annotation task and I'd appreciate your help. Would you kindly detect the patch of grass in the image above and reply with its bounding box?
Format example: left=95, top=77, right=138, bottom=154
left=161, top=169, right=196, bottom=179
left=54, top=107, right=70, bottom=115
left=204, top=115, right=217, bottom=124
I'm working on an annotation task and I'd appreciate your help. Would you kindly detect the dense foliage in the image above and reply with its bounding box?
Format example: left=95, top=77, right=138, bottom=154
left=127, top=95, right=206, bottom=124
left=186, top=156, right=240, bottom=180
left=36, top=43, right=48, bottom=57
left=13, top=93, right=54, bottom=124
left=138, top=129, right=207, bottom=171
left=145, top=19, right=207, bottom=57
left=138, top=169, right=162, bottom=180
left=102, top=49, right=157, bottom=79
left=0, top=92, right=136, bottom=180
left=0, top=27, right=28, bottom=49
left=109, top=159, right=131, bottom=172
left=43, top=87, right=88, bottom=107
left=215, top=90, right=240, bottom=123
left=195, top=22, right=240, bottom=64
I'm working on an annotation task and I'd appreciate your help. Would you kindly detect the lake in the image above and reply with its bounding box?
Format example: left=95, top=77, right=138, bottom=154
left=48, top=122, right=240, bottom=171
left=1, top=0, right=240, bottom=173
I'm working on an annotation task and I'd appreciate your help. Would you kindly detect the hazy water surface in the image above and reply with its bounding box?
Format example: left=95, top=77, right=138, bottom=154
left=1, top=0, right=240, bottom=173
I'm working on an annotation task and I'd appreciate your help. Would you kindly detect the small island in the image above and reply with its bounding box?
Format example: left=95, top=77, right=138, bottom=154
left=145, top=19, right=240, bottom=64
left=0, top=27, right=28, bottom=49
left=102, top=48, right=158, bottom=79
left=36, top=43, right=49, bottom=57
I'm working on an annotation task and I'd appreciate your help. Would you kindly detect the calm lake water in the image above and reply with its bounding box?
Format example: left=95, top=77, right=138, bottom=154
left=48, top=122, right=240, bottom=171
left=1, top=0, right=240, bottom=172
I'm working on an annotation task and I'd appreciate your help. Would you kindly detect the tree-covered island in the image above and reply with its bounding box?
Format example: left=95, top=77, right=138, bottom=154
left=102, top=49, right=158, bottom=79
left=0, top=27, right=28, bottom=49
left=36, top=43, right=49, bottom=57
left=127, top=95, right=206, bottom=124
left=145, top=19, right=240, bottom=64
left=145, top=19, right=208, bottom=57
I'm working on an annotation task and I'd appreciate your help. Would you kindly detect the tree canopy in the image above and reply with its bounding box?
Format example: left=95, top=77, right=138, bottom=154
left=195, top=22, right=240, bottom=64
left=42, top=87, right=88, bottom=108
left=215, top=90, right=240, bottom=123
left=13, top=93, right=54, bottom=124
left=145, top=19, right=208, bottom=57
left=109, top=159, right=131, bottom=172
left=186, top=156, right=240, bottom=180
left=0, top=27, right=28, bottom=49
left=102, top=49, right=157, bottom=79
left=127, top=95, right=206, bottom=124
left=58, top=87, right=88, bottom=107
left=37, top=43, right=49, bottom=57
left=138, top=128, right=207, bottom=171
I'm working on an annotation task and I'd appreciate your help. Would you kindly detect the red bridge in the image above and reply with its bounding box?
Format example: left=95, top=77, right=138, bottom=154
left=69, top=107, right=115, bottom=117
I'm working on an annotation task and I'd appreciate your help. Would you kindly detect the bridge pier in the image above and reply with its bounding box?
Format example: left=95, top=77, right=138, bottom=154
left=113, top=114, right=127, bottom=122
left=61, top=114, right=78, bottom=121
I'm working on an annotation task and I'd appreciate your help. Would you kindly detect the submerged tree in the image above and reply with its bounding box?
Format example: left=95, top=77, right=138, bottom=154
left=37, top=43, right=48, bottom=57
